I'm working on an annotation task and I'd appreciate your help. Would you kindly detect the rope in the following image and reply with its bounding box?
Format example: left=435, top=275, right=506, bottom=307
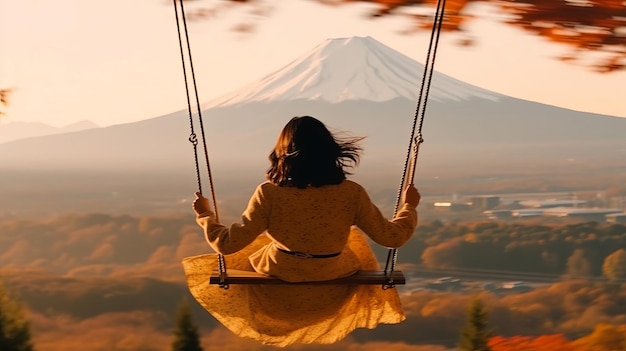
left=384, top=0, right=447, bottom=289
left=173, top=0, right=228, bottom=289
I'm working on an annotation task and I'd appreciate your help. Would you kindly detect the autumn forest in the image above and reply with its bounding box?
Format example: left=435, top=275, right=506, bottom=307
left=2, top=212, right=626, bottom=350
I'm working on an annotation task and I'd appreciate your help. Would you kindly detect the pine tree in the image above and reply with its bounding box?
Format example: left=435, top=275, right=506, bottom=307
left=172, top=299, right=203, bottom=351
left=0, top=281, right=34, bottom=351
left=459, top=296, right=492, bottom=351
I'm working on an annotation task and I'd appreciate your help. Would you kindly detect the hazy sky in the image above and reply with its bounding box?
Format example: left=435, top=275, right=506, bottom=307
left=2, top=0, right=625, bottom=127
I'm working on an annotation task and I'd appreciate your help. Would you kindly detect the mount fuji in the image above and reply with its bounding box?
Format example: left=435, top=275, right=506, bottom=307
left=204, top=36, right=500, bottom=108
left=1, top=36, right=626, bottom=215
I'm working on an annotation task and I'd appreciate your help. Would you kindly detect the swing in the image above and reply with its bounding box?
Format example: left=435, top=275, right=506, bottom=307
left=173, top=0, right=447, bottom=290
left=208, top=269, right=407, bottom=285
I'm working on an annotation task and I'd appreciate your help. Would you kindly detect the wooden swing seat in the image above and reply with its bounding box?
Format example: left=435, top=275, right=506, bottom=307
left=209, top=269, right=406, bottom=285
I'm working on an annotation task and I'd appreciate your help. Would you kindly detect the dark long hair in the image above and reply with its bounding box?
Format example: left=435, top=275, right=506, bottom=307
left=266, top=116, right=364, bottom=188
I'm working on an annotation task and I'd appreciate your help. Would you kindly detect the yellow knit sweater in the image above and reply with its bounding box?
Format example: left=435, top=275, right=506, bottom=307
left=195, top=180, right=417, bottom=282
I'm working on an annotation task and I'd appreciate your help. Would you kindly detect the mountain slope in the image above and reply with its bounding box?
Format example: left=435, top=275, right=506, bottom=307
left=0, top=120, right=99, bottom=144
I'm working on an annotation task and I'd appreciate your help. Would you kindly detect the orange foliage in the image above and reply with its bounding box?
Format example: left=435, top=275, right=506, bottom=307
left=214, top=0, right=626, bottom=72
left=339, top=0, right=626, bottom=71
left=489, top=328, right=626, bottom=351
left=571, top=324, right=626, bottom=351
left=488, top=334, right=575, bottom=351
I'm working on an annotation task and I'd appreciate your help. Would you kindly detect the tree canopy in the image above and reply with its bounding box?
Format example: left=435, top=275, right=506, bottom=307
left=197, top=0, right=626, bottom=72
left=0, top=88, right=12, bottom=120
left=0, top=281, right=34, bottom=351
left=602, top=248, right=626, bottom=281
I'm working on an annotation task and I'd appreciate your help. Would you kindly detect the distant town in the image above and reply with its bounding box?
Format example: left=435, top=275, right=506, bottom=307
left=427, top=191, right=626, bottom=223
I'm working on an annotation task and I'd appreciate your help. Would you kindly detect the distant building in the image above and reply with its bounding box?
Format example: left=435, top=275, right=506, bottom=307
left=511, top=209, right=545, bottom=218
left=483, top=209, right=512, bottom=220
left=606, top=213, right=626, bottom=224
left=518, top=199, right=587, bottom=208
left=470, top=196, right=501, bottom=210
left=501, top=281, right=533, bottom=293
left=542, top=207, right=623, bottom=222
left=433, top=201, right=472, bottom=211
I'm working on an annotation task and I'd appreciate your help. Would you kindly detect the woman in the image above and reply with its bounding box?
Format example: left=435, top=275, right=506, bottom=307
left=183, top=116, right=420, bottom=347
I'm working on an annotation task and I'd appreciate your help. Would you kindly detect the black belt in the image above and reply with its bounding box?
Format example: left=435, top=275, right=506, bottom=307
left=276, top=247, right=341, bottom=259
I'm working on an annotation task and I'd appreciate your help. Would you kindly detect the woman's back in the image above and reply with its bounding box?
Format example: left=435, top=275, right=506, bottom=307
left=259, top=180, right=415, bottom=253
left=261, top=180, right=361, bottom=253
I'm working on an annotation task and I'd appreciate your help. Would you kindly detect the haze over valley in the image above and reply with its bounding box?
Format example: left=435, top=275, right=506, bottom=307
left=1, top=37, right=625, bottom=217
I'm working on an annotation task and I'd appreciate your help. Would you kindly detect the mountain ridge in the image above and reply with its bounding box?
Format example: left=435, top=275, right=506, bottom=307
left=0, top=120, right=99, bottom=144
left=2, top=97, right=624, bottom=171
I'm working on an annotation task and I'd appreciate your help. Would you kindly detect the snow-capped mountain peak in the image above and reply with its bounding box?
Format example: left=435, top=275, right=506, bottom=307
left=203, top=36, right=500, bottom=108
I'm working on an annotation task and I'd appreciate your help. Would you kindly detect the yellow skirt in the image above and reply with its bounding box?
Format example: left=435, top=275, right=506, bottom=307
left=181, top=227, right=405, bottom=347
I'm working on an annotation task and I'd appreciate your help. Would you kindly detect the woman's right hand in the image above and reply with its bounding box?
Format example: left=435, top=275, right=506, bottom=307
left=193, top=192, right=212, bottom=216
left=403, top=184, right=421, bottom=208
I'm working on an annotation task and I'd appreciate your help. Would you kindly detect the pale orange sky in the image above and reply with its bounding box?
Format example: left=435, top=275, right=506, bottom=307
left=2, top=0, right=625, bottom=127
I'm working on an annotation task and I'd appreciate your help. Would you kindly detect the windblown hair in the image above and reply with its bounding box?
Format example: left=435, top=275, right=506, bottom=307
left=266, top=116, right=364, bottom=188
